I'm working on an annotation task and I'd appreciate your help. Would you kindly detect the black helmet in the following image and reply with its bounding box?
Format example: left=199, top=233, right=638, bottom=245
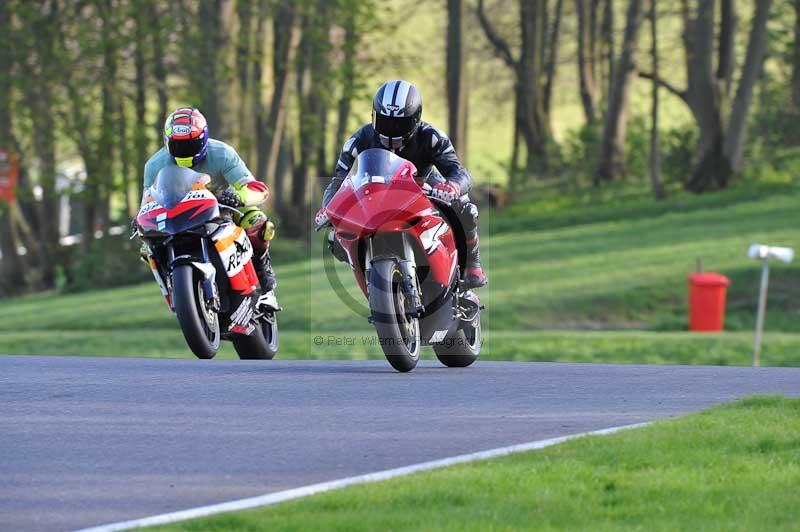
left=372, top=80, right=422, bottom=150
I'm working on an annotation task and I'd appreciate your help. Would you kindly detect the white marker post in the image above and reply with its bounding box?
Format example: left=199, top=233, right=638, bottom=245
left=747, top=244, right=794, bottom=367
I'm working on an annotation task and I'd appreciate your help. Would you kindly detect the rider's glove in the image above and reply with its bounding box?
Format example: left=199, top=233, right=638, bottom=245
left=314, top=208, right=329, bottom=228
left=218, top=188, right=245, bottom=208
left=429, top=181, right=461, bottom=204
left=233, top=180, right=270, bottom=206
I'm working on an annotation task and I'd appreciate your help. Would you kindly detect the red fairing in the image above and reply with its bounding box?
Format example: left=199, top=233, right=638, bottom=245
left=137, top=198, right=217, bottom=230
left=326, top=162, right=432, bottom=236
left=408, top=214, right=458, bottom=286
left=326, top=150, right=458, bottom=291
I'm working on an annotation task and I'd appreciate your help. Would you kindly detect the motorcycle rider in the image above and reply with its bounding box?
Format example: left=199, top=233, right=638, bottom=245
left=316, top=80, right=487, bottom=288
left=142, top=107, right=276, bottom=292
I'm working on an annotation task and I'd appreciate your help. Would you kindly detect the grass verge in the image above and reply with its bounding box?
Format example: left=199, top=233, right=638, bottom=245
left=3, top=329, right=800, bottom=368
left=150, top=396, right=800, bottom=531
left=1, top=181, right=798, bottom=365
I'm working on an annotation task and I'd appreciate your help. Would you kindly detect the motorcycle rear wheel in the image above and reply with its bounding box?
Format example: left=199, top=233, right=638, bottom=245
left=232, top=310, right=279, bottom=360
left=369, top=259, right=421, bottom=372
left=172, top=265, right=220, bottom=359
left=433, top=314, right=481, bottom=368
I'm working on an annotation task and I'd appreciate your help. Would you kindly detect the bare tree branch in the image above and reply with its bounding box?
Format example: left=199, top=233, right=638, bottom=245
left=638, top=71, right=688, bottom=102
left=475, top=0, right=517, bottom=69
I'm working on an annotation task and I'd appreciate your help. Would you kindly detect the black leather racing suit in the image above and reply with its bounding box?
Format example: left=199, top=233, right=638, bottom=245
left=323, top=122, right=481, bottom=267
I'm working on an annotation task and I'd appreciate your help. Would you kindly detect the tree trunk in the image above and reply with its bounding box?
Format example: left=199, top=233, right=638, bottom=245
left=717, top=0, right=737, bottom=96
left=335, top=8, right=358, bottom=160
left=794, top=0, right=800, bottom=108
left=292, top=0, right=331, bottom=207
left=118, top=98, right=133, bottom=216
left=446, top=0, right=468, bottom=157
left=292, top=14, right=313, bottom=210
left=196, top=0, right=224, bottom=134
left=476, top=0, right=551, bottom=181
left=95, top=0, right=118, bottom=233
left=597, top=0, right=644, bottom=183
left=649, top=0, right=665, bottom=199
left=576, top=0, right=599, bottom=125
left=721, top=0, right=772, bottom=171
left=0, top=0, right=27, bottom=294
left=235, top=0, right=254, bottom=155
left=150, top=1, right=169, bottom=147
left=22, top=1, right=59, bottom=287
left=518, top=0, right=550, bottom=174
left=250, top=0, right=267, bottom=181
left=600, top=0, right=614, bottom=102
left=133, top=2, right=149, bottom=202
left=542, top=0, right=564, bottom=120
left=681, top=0, right=772, bottom=192
left=257, top=2, right=299, bottom=194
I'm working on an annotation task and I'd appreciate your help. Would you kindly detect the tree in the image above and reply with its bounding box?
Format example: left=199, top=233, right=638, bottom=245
left=291, top=0, right=333, bottom=213
left=599, top=0, right=614, bottom=101
left=446, top=0, right=468, bottom=159
left=17, top=0, right=61, bottom=287
left=334, top=5, right=359, bottom=159
left=476, top=0, right=554, bottom=184
left=576, top=0, right=599, bottom=125
left=597, top=0, right=644, bottom=183
left=256, top=0, right=301, bottom=208
left=235, top=0, right=255, bottom=158
left=149, top=1, right=169, bottom=149
left=648, top=0, right=664, bottom=199
left=794, top=0, right=800, bottom=108
left=0, top=0, right=28, bottom=295
left=194, top=0, right=226, bottom=135
left=641, top=0, right=773, bottom=191
left=132, top=0, right=150, bottom=203
left=542, top=0, right=564, bottom=119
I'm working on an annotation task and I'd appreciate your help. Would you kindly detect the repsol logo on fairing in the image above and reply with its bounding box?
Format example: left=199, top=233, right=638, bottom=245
left=226, top=238, right=252, bottom=273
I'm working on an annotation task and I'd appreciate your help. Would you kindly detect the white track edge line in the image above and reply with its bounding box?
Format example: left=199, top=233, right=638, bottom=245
left=76, top=421, right=651, bottom=532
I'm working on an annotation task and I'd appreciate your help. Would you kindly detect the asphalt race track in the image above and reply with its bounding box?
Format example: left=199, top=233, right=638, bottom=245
left=1, top=355, right=798, bottom=531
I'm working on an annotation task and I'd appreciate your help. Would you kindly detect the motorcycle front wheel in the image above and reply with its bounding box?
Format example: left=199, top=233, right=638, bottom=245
left=172, top=264, right=220, bottom=359
left=369, top=259, right=421, bottom=372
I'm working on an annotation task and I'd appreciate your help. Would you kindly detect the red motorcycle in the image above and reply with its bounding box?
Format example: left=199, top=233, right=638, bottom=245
left=135, top=166, right=279, bottom=360
left=321, top=148, right=482, bottom=372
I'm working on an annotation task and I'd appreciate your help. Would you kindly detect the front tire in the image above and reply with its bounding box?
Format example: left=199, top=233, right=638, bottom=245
left=232, top=310, right=279, bottom=360
left=369, top=259, right=421, bottom=372
left=172, top=265, right=220, bottom=359
left=433, top=314, right=481, bottom=368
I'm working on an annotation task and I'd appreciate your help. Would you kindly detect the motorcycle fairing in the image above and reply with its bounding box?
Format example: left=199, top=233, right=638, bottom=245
left=326, top=148, right=459, bottom=294
left=137, top=193, right=219, bottom=235
left=211, top=222, right=258, bottom=295
left=137, top=167, right=220, bottom=235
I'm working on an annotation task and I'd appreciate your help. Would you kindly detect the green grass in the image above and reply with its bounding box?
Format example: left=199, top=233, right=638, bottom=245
left=1, top=181, right=798, bottom=365
left=150, top=396, right=800, bottom=531
left=4, top=329, right=800, bottom=367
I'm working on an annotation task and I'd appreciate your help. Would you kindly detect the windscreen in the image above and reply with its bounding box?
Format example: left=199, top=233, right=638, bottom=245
left=150, top=166, right=204, bottom=209
left=348, top=149, right=408, bottom=190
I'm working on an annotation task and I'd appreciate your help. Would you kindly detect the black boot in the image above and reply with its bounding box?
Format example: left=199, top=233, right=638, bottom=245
left=463, top=232, right=487, bottom=289
left=255, top=249, right=276, bottom=292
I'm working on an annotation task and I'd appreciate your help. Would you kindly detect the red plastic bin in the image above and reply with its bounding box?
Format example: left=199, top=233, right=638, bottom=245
left=688, top=273, right=730, bottom=332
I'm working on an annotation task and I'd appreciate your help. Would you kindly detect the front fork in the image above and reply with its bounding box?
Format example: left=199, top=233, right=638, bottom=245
left=398, top=234, right=424, bottom=317
left=364, top=233, right=424, bottom=318
left=145, top=238, right=219, bottom=313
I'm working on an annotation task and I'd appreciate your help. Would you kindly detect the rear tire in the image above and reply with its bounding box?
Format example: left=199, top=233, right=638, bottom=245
left=433, top=314, right=481, bottom=368
left=369, top=259, right=421, bottom=372
left=172, top=265, right=220, bottom=359
left=232, top=311, right=279, bottom=360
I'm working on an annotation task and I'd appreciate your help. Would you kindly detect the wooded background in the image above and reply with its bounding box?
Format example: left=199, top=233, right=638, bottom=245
left=1, top=0, right=798, bottom=296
